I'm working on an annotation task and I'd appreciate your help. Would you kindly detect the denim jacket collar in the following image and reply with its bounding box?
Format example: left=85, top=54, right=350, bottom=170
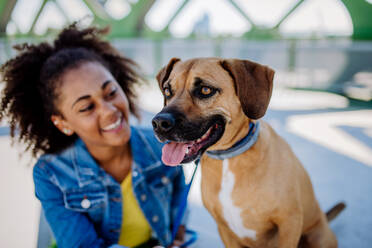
left=71, top=126, right=162, bottom=187
left=129, top=126, right=163, bottom=173
left=72, top=139, right=103, bottom=187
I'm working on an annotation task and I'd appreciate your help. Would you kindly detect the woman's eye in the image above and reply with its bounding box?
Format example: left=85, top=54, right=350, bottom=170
left=108, top=89, right=117, bottom=97
left=201, top=86, right=212, bottom=95
left=164, top=88, right=171, bottom=98
left=79, top=104, right=94, bottom=112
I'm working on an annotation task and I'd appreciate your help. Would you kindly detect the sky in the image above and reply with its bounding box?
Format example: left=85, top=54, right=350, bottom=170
left=7, top=0, right=355, bottom=37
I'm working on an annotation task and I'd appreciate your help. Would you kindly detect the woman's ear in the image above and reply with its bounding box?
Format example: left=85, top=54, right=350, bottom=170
left=51, top=115, right=74, bottom=136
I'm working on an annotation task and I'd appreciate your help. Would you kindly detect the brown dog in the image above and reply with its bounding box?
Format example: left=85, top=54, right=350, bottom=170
left=152, top=57, right=344, bottom=248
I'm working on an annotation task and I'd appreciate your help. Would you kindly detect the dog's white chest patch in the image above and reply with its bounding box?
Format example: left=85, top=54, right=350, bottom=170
left=219, top=159, right=257, bottom=240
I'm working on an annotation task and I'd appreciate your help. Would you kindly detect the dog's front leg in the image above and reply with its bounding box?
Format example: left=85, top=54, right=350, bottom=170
left=217, top=224, right=243, bottom=248
left=276, top=215, right=303, bottom=248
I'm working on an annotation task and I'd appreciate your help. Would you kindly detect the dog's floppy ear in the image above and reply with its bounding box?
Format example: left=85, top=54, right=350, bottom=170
left=156, top=57, right=180, bottom=89
left=221, top=59, right=274, bottom=119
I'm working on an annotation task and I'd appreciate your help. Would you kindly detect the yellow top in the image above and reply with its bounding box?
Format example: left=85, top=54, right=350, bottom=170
left=118, top=172, right=152, bottom=247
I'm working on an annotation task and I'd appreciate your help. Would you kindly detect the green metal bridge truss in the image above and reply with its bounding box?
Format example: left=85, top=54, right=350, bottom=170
left=1, top=0, right=372, bottom=40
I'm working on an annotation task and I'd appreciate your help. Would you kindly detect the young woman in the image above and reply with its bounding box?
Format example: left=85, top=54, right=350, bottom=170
left=0, top=24, right=187, bottom=248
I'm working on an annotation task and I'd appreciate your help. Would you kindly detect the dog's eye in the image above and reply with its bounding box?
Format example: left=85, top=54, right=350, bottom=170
left=201, top=86, right=212, bottom=95
left=194, top=85, right=217, bottom=99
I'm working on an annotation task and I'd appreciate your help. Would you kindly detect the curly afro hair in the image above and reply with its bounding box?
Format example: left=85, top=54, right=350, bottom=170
left=0, top=23, right=142, bottom=157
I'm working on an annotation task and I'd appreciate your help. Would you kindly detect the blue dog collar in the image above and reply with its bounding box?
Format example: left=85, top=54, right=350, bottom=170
left=206, top=121, right=260, bottom=160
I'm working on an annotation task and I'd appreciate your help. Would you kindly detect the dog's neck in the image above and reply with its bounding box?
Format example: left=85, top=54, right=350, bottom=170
left=206, top=121, right=260, bottom=160
left=212, top=116, right=252, bottom=151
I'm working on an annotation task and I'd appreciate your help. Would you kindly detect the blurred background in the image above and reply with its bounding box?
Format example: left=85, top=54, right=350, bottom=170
left=0, top=0, right=372, bottom=247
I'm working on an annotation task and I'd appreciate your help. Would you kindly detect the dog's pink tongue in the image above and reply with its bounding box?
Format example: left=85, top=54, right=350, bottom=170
left=162, top=142, right=188, bottom=166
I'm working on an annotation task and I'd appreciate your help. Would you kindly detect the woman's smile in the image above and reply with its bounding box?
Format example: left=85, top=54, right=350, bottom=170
left=101, top=112, right=124, bottom=132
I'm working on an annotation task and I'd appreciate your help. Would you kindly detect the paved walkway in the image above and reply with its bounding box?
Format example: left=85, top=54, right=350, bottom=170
left=1, top=88, right=371, bottom=248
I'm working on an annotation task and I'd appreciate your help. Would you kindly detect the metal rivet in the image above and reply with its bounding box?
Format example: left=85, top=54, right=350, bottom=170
left=152, top=215, right=159, bottom=223
left=81, top=198, right=91, bottom=209
left=140, top=194, right=147, bottom=201
left=161, top=176, right=169, bottom=184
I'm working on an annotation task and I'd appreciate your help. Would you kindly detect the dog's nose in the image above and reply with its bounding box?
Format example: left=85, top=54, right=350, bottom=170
left=152, top=113, right=175, bottom=133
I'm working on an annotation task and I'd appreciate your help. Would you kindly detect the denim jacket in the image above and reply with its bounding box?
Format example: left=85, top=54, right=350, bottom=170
left=33, top=126, right=187, bottom=248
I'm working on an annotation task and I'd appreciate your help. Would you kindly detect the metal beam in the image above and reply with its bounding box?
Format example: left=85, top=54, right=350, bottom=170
left=226, top=0, right=256, bottom=28
left=161, top=0, right=191, bottom=32
left=80, top=0, right=157, bottom=38
left=29, top=0, right=49, bottom=34
left=53, top=0, right=71, bottom=24
left=105, top=0, right=156, bottom=37
left=133, top=0, right=157, bottom=34
left=340, top=0, right=372, bottom=40
left=82, top=0, right=111, bottom=20
left=0, top=0, right=17, bottom=35
left=273, top=0, right=305, bottom=29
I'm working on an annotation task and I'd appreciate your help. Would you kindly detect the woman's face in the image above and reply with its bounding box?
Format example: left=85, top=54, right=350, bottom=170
left=52, top=61, right=131, bottom=150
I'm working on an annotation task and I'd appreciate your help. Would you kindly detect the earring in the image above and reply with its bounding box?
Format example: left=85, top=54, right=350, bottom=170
left=53, top=120, right=59, bottom=126
left=63, top=128, right=72, bottom=135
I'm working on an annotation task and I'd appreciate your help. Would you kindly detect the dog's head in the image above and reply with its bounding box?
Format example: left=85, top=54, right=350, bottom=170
left=152, top=57, right=274, bottom=166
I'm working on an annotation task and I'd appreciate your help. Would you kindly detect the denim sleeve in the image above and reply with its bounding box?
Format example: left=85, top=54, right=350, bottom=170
left=33, top=164, right=127, bottom=248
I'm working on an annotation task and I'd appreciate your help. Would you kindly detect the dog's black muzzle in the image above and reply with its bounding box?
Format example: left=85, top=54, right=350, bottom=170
left=152, top=107, right=227, bottom=163
left=152, top=107, right=225, bottom=142
left=152, top=107, right=194, bottom=142
left=152, top=112, right=176, bottom=134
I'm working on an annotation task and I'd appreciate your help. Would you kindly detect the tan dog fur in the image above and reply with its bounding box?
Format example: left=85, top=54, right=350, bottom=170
left=156, top=57, right=341, bottom=248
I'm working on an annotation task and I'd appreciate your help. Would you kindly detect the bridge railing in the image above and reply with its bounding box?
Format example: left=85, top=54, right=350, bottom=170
left=1, top=38, right=372, bottom=98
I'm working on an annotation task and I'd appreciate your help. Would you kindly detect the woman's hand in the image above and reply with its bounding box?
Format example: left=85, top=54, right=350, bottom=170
left=169, top=224, right=186, bottom=248
left=153, top=225, right=186, bottom=248
left=168, top=239, right=182, bottom=248
left=152, top=244, right=181, bottom=248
